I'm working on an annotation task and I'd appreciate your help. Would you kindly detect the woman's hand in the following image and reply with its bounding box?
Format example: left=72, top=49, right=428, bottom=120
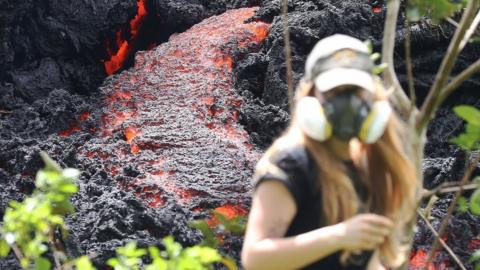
left=336, top=214, right=393, bottom=251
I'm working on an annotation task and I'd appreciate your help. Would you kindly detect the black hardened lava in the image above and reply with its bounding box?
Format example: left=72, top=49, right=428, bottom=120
left=1, top=0, right=480, bottom=269
left=1, top=5, right=267, bottom=268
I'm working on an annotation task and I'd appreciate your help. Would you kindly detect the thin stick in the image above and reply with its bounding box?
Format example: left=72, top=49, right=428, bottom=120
left=459, top=9, right=480, bottom=50
left=50, top=229, right=64, bottom=270
left=11, top=243, right=24, bottom=261
left=416, top=0, right=480, bottom=132
left=436, top=58, right=480, bottom=107
left=422, top=182, right=480, bottom=199
left=382, top=0, right=412, bottom=116
left=282, top=0, right=294, bottom=112
left=404, top=15, right=416, bottom=114
left=426, top=154, right=480, bottom=266
left=417, top=210, right=467, bottom=270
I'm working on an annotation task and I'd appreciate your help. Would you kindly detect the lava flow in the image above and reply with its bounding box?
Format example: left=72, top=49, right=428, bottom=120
left=78, top=8, right=269, bottom=214
left=104, top=0, right=148, bottom=75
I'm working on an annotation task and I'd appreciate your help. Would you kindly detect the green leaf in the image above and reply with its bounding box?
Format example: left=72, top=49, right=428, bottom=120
left=146, top=258, right=167, bottom=270
left=39, top=152, right=62, bottom=172
left=406, top=7, right=421, bottom=21
left=162, top=236, right=182, bottom=258
left=34, top=257, right=51, bottom=270
left=59, top=183, right=78, bottom=193
left=469, top=249, right=480, bottom=263
left=107, top=258, right=120, bottom=267
left=221, top=256, right=238, bottom=270
left=457, top=196, right=469, bottom=213
left=470, top=188, right=480, bottom=215
left=454, top=106, right=480, bottom=126
left=148, top=246, right=161, bottom=259
left=189, top=220, right=218, bottom=248
left=363, top=40, right=373, bottom=54
left=0, top=239, right=11, bottom=257
left=372, top=63, right=388, bottom=75
left=184, top=246, right=221, bottom=264
left=370, top=52, right=381, bottom=62
left=75, top=256, right=96, bottom=270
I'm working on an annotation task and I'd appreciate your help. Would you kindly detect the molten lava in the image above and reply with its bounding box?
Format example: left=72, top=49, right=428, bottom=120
left=81, top=8, right=270, bottom=213
left=104, top=0, right=148, bottom=75
left=409, top=249, right=451, bottom=270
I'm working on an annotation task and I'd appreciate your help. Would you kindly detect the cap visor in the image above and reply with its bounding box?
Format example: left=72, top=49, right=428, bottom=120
left=314, top=68, right=375, bottom=93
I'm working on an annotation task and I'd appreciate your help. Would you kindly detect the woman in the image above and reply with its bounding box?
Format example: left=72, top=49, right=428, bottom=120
left=241, top=34, right=417, bottom=270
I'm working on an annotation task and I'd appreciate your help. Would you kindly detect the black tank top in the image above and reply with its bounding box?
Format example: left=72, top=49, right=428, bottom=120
left=253, top=145, right=372, bottom=270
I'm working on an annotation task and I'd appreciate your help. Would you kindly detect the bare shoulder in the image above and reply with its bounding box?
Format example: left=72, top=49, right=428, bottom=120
left=246, top=181, right=297, bottom=240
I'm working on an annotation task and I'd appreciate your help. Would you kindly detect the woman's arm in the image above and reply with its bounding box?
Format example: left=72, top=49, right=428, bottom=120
left=241, top=180, right=345, bottom=270
left=241, top=180, right=394, bottom=270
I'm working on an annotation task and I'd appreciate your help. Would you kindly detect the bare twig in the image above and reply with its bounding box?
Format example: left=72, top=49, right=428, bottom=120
left=11, top=243, right=24, bottom=261
left=382, top=0, right=412, bottom=116
left=422, top=182, right=480, bottom=199
left=416, top=0, right=480, bottom=132
left=404, top=15, right=416, bottom=114
left=459, top=9, right=480, bottom=50
left=282, top=0, right=294, bottom=112
left=0, top=110, right=12, bottom=114
left=446, top=17, right=459, bottom=28
left=426, top=154, right=480, bottom=266
left=436, top=58, right=480, bottom=107
left=50, top=229, right=65, bottom=270
left=417, top=210, right=467, bottom=270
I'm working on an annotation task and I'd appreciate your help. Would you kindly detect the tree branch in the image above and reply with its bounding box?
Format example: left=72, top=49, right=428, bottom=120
left=282, top=0, right=294, bottom=112
left=422, top=182, right=480, bottom=199
left=436, top=58, right=480, bottom=107
left=426, top=154, right=480, bottom=266
left=417, top=210, right=467, bottom=270
left=459, top=9, right=480, bottom=50
left=404, top=16, right=416, bottom=115
left=416, top=0, right=480, bottom=132
left=382, top=0, right=412, bottom=117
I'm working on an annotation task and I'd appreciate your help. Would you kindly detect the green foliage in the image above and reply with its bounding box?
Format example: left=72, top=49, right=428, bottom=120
left=108, top=242, right=146, bottom=270
left=407, top=0, right=465, bottom=23
left=74, top=256, right=96, bottom=270
left=148, top=236, right=228, bottom=270
left=189, top=211, right=246, bottom=249
left=0, top=152, right=79, bottom=269
left=451, top=105, right=480, bottom=151
left=470, top=189, right=480, bottom=215
left=212, top=212, right=246, bottom=235
left=105, top=236, right=233, bottom=270
left=450, top=105, right=480, bottom=269
left=457, top=196, right=469, bottom=213
left=363, top=39, right=388, bottom=75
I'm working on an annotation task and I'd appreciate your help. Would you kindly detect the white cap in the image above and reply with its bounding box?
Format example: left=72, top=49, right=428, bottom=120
left=305, top=34, right=375, bottom=93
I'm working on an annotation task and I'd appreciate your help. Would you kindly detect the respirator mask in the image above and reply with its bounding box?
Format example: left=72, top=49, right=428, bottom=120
left=297, top=34, right=392, bottom=144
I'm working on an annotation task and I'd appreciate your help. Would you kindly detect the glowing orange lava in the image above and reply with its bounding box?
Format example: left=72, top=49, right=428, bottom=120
left=208, top=204, right=248, bottom=227
left=125, top=126, right=141, bottom=143
left=92, top=8, right=268, bottom=212
left=104, top=0, right=148, bottom=75
left=58, top=121, right=81, bottom=137
left=409, top=249, right=451, bottom=270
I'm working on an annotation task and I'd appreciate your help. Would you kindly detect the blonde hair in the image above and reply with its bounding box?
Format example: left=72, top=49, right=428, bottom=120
left=256, top=79, right=417, bottom=267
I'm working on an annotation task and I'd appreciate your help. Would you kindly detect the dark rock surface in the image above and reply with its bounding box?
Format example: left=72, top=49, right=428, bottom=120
left=1, top=0, right=480, bottom=269
left=1, top=7, right=266, bottom=269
